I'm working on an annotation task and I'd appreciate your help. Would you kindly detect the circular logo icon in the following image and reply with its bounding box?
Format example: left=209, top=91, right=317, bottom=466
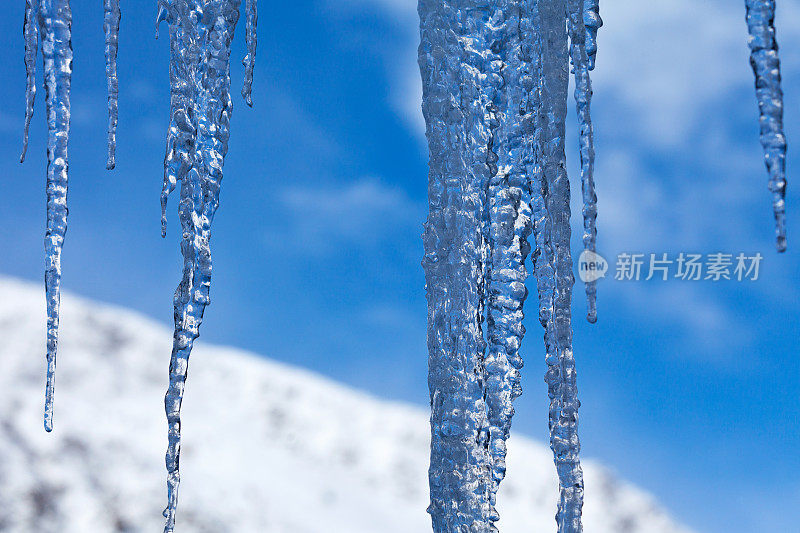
left=578, top=250, right=608, bottom=283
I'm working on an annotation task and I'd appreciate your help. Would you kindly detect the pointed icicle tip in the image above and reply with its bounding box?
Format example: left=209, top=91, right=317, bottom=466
left=44, top=363, right=55, bottom=432
left=21, top=0, right=39, bottom=164
left=155, top=3, right=168, bottom=39
left=777, top=235, right=787, bottom=253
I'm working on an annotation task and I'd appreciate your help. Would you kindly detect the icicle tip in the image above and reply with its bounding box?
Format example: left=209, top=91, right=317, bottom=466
left=776, top=235, right=787, bottom=253
left=44, top=398, right=53, bottom=432
left=155, top=3, right=167, bottom=39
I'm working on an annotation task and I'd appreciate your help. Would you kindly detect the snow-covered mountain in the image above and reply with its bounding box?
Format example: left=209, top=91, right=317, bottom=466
left=0, top=276, right=692, bottom=532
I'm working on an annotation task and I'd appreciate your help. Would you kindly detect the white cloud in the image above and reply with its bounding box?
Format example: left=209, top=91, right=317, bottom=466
left=394, top=58, right=426, bottom=140
left=610, top=281, right=753, bottom=359
left=591, top=0, right=748, bottom=147
left=267, top=178, right=423, bottom=254
left=327, top=0, right=424, bottom=138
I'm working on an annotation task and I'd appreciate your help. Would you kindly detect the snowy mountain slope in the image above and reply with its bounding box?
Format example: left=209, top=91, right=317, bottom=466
left=0, top=276, right=692, bottom=533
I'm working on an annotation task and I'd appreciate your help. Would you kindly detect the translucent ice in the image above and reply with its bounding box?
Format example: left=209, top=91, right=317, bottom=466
left=19, top=0, right=73, bottom=433
left=419, top=1, right=584, bottom=531
left=745, top=0, right=787, bottom=251
left=156, top=1, right=256, bottom=530
left=484, top=1, right=532, bottom=527
left=104, top=0, right=121, bottom=170
left=568, top=0, right=598, bottom=323
left=419, top=0, right=493, bottom=529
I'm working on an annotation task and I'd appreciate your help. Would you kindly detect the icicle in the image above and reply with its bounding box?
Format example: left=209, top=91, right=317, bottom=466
left=103, top=0, right=121, bottom=170
left=21, top=0, right=39, bottom=163
left=745, top=0, right=787, bottom=252
left=535, top=0, right=585, bottom=530
left=158, top=0, right=186, bottom=238
left=483, top=1, right=533, bottom=528
left=568, top=0, right=598, bottom=323
left=583, top=0, right=601, bottom=71
left=241, top=0, right=257, bottom=106
left=419, top=0, right=493, bottom=529
left=28, top=0, right=73, bottom=433
left=157, top=2, right=254, bottom=531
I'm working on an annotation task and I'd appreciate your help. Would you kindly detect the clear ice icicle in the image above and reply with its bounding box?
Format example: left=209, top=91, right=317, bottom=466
left=583, top=0, right=601, bottom=71
left=21, top=0, right=39, bottom=163
left=536, top=0, right=584, bottom=530
left=483, top=0, right=532, bottom=527
left=419, top=0, right=492, bottom=529
left=104, top=0, right=121, bottom=170
left=18, top=0, right=74, bottom=433
left=419, top=0, right=585, bottom=529
left=745, top=0, right=787, bottom=252
left=568, top=0, right=598, bottom=323
left=242, top=0, right=257, bottom=106
left=157, top=1, right=255, bottom=531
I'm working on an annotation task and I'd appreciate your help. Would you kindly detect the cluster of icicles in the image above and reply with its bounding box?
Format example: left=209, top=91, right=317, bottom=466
left=15, top=0, right=785, bottom=532
left=419, top=0, right=598, bottom=530
left=418, top=0, right=787, bottom=532
left=19, top=1, right=257, bottom=531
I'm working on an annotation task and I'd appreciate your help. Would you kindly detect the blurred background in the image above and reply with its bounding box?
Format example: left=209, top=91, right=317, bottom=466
left=0, top=1, right=798, bottom=532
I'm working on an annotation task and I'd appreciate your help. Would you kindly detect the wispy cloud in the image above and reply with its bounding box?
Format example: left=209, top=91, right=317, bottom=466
left=266, top=178, right=423, bottom=254
left=326, top=0, right=424, bottom=139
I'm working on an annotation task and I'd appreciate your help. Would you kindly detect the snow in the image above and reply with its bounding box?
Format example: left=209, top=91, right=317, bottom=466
left=0, top=276, right=691, bottom=533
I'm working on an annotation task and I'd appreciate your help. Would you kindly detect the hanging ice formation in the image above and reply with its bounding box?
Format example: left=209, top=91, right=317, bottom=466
left=573, top=0, right=599, bottom=323
left=104, top=0, right=121, bottom=170
left=420, top=0, right=593, bottom=530
left=12, top=0, right=791, bottom=530
left=583, top=0, right=601, bottom=71
left=745, top=0, right=788, bottom=252
left=20, top=0, right=73, bottom=433
left=156, top=1, right=256, bottom=531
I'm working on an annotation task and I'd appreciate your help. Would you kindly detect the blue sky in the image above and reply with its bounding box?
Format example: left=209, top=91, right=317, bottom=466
left=0, top=1, right=798, bottom=531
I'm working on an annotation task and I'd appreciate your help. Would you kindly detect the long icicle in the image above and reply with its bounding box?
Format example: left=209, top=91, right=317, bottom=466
left=38, top=0, right=73, bottom=433
left=158, top=0, right=189, bottom=238
left=536, top=0, right=584, bottom=530
left=745, top=0, right=787, bottom=252
left=21, top=0, right=39, bottom=163
left=480, top=3, right=505, bottom=530
left=464, top=1, right=495, bottom=523
left=419, top=0, right=492, bottom=529
left=158, top=2, right=254, bottom=531
left=103, top=0, right=121, bottom=170
left=483, top=0, right=533, bottom=528
left=568, top=0, right=598, bottom=323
